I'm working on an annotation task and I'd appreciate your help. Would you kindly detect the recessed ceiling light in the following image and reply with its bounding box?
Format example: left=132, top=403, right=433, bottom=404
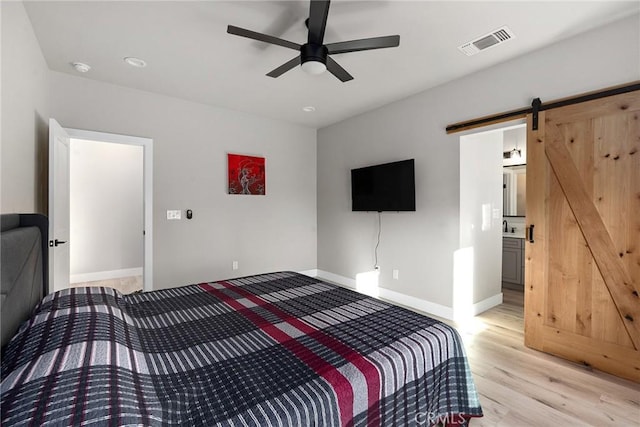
left=124, top=57, right=147, bottom=68
left=302, top=106, right=316, bottom=113
left=71, top=62, right=91, bottom=73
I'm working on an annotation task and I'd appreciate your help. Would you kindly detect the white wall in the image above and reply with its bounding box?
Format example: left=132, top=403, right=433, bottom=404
left=49, top=72, right=317, bottom=290
left=70, top=139, right=143, bottom=280
left=317, top=14, right=640, bottom=315
left=459, top=130, right=503, bottom=311
left=1, top=2, right=49, bottom=213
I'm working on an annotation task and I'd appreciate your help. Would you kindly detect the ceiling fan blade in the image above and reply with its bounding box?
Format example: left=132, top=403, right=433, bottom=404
left=307, top=0, right=331, bottom=45
left=326, top=56, right=353, bottom=82
left=326, top=35, right=400, bottom=55
left=227, top=25, right=300, bottom=50
left=266, top=56, right=301, bottom=78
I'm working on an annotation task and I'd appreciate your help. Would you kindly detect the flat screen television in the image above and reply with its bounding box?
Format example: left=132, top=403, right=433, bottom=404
left=351, top=159, right=416, bottom=212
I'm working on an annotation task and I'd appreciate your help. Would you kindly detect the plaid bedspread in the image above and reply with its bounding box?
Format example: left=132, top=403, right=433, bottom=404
left=1, top=272, right=482, bottom=426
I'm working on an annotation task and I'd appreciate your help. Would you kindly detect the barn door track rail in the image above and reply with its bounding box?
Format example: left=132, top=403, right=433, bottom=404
left=446, top=81, right=640, bottom=134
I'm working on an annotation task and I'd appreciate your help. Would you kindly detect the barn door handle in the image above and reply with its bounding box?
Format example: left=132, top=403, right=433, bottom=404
left=527, top=225, right=535, bottom=243
left=49, top=239, right=67, bottom=247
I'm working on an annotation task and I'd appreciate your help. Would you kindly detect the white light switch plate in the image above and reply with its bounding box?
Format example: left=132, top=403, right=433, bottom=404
left=167, top=210, right=181, bottom=220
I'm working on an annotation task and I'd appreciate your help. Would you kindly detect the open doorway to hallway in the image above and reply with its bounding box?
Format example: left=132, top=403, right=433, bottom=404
left=67, top=138, right=144, bottom=294
left=48, top=121, right=153, bottom=294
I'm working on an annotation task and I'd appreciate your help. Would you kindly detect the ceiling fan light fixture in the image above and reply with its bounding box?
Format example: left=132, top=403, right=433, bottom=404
left=300, top=43, right=328, bottom=75
left=227, top=0, right=399, bottom=82
left=301, top=60, right=326, bottom=75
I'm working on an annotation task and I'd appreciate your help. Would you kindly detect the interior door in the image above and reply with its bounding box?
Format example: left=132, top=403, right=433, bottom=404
left=48, top=118, right=71, bottom=293
left=524, top=91, right=640, bottom=382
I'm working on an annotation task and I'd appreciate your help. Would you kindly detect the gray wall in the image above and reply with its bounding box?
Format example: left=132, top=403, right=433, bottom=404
left=49, top=72, right=317, bottom=290
left=317, top=14, right=640, bottom=310
left=70, top=140, right=143, bottom=277
left=1, top=2, right=49, bottom=213
left=2, top=1, right=317, bottom=291
left=4, top=1, right=638, bottom=302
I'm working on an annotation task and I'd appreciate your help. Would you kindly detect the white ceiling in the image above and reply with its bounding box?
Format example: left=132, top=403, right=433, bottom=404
left=24, top=1, right=639, bottom=129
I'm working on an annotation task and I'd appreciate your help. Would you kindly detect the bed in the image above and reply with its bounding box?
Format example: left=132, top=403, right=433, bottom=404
left=1, top=215, right=483, bottom=426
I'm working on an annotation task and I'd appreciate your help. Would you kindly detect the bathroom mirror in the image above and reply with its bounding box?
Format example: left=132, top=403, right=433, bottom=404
left=503, top=165, right=526, bottom=216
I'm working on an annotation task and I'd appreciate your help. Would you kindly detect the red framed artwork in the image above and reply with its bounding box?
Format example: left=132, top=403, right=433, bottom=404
left=227, top=153, right=266, bottom=195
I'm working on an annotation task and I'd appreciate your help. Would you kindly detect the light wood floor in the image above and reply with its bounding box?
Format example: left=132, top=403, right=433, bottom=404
left=458, top=289, right=640, bottom=426
left=69, top=276, right=143, bottom=294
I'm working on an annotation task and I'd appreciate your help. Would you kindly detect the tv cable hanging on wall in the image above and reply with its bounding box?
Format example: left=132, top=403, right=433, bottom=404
left=374, top=211, right=381, bottom=271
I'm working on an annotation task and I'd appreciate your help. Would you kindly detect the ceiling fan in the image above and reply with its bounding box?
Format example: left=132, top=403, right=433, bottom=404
left=227, top=0, right=400, bottom=82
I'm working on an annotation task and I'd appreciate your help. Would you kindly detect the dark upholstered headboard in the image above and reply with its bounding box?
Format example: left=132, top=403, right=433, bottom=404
left=1, top=214, right=48, bottom=350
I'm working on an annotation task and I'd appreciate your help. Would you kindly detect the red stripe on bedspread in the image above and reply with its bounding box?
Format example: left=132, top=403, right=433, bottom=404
left=215, top=281, right=382, bottom=425
left=200, top=281, right=382, bottom=426
left=199, top=283, right=354, bottom=425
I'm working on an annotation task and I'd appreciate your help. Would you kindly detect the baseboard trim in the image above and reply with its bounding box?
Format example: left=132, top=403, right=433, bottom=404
left=70, top=267, right=143, bottom=284
left=298, top=269, right=319, bottom=278
left=307, top=270, right=454, bottom=320
left=378, top=286, right=454, bottom=320
left=308, top=270, right=357, bottom=288
left=473, top=293, right=503, bottom=315
left=302, top=270, right=504, bottom=320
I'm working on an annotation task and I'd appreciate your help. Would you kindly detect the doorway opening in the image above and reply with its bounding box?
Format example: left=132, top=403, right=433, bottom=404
left=457, top=121, right=526, bottom=326
left=49, top=123, right=153, bottom=293
left=68, top=138, right=144, bottom=294
left=500, top=124, right=527, bottom=296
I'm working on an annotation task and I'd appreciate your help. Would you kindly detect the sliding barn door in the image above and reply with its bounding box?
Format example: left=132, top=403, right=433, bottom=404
left=524, top=91, right=640, bottom=382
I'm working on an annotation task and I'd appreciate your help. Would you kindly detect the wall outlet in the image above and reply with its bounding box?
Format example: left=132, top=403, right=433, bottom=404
left=392, top=269, right=399, bottom=280
left=167, top=210, right=181, bottom=220
left=232, top=261, right=238, bottom=270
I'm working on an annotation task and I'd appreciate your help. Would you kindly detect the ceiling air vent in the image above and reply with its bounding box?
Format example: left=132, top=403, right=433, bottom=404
left=458, top=26, right=515, bottom=56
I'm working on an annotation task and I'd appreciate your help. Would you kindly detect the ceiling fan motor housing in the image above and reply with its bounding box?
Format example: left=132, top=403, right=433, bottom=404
left=227, top=0, right=399, bottom=82
left=301, top=43, right=328, bottom=65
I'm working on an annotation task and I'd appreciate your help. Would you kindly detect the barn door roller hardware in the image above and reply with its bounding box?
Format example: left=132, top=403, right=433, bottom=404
left=531, top=98, right=541, bottom=131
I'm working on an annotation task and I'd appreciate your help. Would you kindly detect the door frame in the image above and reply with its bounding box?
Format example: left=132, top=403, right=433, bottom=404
left=65, top=128, right=153, bottom=292
left=48, top=119, right=71, bottom=293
